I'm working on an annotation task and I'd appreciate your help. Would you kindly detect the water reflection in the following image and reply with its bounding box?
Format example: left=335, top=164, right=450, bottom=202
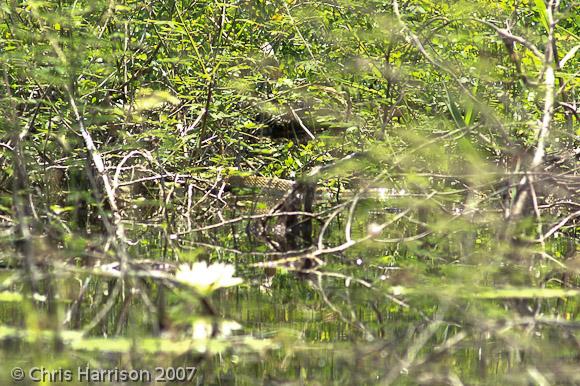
left=0, top=188, right=577, bottom=385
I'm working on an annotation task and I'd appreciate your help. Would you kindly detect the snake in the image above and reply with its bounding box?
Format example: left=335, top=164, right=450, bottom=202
left=225, top=175, right=297, bottom=196
left=224, top=174, right=401, bottom=209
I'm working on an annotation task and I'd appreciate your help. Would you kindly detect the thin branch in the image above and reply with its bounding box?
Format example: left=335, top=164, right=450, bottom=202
left=473, top=18, right=544, bottom=59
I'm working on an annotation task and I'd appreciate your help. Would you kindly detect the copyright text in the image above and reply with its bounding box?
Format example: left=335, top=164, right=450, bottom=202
left=10, top=366, right=197, bottom=383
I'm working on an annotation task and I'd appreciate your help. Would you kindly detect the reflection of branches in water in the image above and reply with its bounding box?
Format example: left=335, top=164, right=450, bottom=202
left=82, top=279, right=123, bottom=335
left=311, top=271, right=468, bottom=385
left=382, top=309, right=447, bottom=385
left=57, top=260, right=227, bottom=335
left=314, top=274, right=374, bottom=340
left=63, top=277, right=91, bottom=329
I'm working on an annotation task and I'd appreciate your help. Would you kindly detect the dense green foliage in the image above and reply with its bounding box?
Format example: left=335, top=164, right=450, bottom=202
left=0, top=0, right=578, bottom=384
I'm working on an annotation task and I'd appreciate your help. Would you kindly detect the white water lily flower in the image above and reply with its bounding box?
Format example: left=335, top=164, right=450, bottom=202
left=175, top=262, right=243, bottom=296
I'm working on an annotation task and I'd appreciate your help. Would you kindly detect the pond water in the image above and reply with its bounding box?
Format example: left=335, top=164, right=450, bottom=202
left=0, top=191, right=577, bottom=385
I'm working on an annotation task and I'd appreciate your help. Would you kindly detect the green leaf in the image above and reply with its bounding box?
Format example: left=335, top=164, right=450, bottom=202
left=463, top=81, right=478, bottom=126
left=533, top=0, right=549, bottom=33
left=444, top=84, right=465, bottom=128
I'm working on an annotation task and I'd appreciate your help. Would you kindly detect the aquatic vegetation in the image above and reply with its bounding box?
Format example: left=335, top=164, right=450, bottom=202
left=176, top=262, right=243, bottom=296
left=0, top=0, right=577, bottom=384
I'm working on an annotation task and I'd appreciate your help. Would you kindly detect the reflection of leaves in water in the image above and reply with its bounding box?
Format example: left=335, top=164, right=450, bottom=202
left=386, top=285, right=580, bottom=299
left=0, top=292, right=23, bottom=302
left=0, top=324, right=273, bottom=355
